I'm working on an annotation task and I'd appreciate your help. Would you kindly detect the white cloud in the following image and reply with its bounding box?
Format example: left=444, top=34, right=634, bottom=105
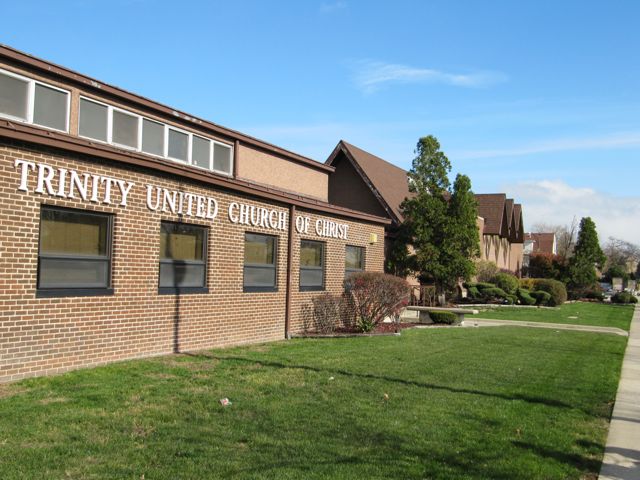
left=504, top=179, right=640, bottom=244
left=320, top=1, right=347, bottom=13
left=455, top=131, right=640, bottom=160
left=352, top=60, right=507, bottom=93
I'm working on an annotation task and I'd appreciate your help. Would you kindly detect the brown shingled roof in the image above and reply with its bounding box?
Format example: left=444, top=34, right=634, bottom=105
left=326, top=140, right=411, bottom=223
left=475, top=194, right=506, bottom=235
left=525, top=233, right=556, bottom=254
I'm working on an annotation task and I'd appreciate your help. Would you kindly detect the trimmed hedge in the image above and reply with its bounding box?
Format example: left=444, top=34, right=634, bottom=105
left=530, top=290, right=552, bottom=306
left=482, top=287, right=508, bottom=299
left=517, top=288, right=537, bottom=306
left=611, top=292, right=638, bottom=304
left=491, top=273, right=519, bottom=295
left=522, top=278, right=567, bottom=306
left=476, top=282, right=496, bottom=291
left=467, top=286, right=480, bottom=299
left=429, top=311, right=458, bottom=324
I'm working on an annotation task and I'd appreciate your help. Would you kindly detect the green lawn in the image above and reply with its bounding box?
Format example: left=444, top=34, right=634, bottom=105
left=0, top=326, right=627, bottom=479
left=469, top=302, right=635, bottom=331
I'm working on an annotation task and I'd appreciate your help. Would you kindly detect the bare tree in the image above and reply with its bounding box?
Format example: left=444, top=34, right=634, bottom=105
left=531, top=217, right=578, bottom=261
left=603, top=237, right=640, bottom=272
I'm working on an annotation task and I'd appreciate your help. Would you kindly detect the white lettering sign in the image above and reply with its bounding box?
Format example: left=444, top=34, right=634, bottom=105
left=228, top=202, right=287, bottom=231
left=295, top=215, right=348, bottom=240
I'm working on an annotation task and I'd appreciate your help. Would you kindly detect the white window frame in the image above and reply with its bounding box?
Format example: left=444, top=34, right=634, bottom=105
left=110, top=106, right=141, bottom=151
left=78, top=94, right=234, bottom=175
left=191, top=134, right=213, bottom=171
left=0, top=68, right=70, bottom=133
left=166, top=126, right=191, bottom=164
left=78, top=96, right=111, bottom=144
left=211, top=140, right=234, bottom=176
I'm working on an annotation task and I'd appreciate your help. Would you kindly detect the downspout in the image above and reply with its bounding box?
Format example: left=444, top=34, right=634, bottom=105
left=284, top=204, right=296, bottom=339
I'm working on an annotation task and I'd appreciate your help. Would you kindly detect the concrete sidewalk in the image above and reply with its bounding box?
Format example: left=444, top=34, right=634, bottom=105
left=461, top=318, right=628, bottom=336
left=599, top=304, right=640, bottom=479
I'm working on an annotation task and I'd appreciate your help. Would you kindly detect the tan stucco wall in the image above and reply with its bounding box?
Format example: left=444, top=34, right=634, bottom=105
left=509, top=243, right=524, bottom=275
left=237, top=144, right=328, bottom=201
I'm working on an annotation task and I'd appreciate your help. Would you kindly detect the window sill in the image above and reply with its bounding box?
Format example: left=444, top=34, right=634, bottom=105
left=243, top=286, right=278, bottom=293
left=36, top=288, right=114, bottom=298
left=299, top=286, right=325, bottom=292
left=158, top=287, right=209, bottom=295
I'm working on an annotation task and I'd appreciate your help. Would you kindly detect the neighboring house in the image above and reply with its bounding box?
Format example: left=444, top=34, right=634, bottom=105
left=523, top=232, right=557, bottom=268
left=326, top=140, right=525, bottom=276
left=475, top=194, right=525, bottom=274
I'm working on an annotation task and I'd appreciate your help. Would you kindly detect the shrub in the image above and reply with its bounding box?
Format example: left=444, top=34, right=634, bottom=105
left=475, top=282, right=496, bottom=291
left=530, top=290, right=552, bottom=306
left=584, top=289, right=605, bottom=301
left=467, top=286, right=480, bottom=300
left=611, top=292, right=638, bottom=304
left=429, top=311, right=458, bottom=324
left=343, top=272, right=410, bottom=333
left=517, top=288, right=536, bottom=306
left=530, top=278, right=567, bottom=306
left=311, top=293, right=342, bottom=333
left=491, top=273, right=519, bottom=295
left=519, top=278, right=536, bottom=290
left=505, top=294, right=517, bottom=305
left=482, top=287, right=508, bottom=301
left=475, top=260, right=500, bottom=283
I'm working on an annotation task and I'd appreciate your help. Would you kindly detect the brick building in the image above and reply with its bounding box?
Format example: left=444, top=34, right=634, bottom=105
left=0, top=46, right=388, bottom=383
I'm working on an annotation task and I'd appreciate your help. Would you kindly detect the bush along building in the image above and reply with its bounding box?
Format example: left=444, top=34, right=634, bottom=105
left=325, top=140, right=524, bottom=277
left=0, top=46, right=388, bottom=382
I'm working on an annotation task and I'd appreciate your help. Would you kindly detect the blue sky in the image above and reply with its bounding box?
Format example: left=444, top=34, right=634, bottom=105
left=3, top=0, right=639, bottom=242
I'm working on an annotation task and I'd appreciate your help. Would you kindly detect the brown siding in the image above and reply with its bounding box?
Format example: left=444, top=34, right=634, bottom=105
left=328, top=153, right=389, bottom=219
left=0, top=141, right=384, bottom=383
left=237, top=144, right=329, bottom=201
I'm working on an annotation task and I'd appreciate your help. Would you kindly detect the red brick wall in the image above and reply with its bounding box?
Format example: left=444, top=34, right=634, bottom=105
left=0, top=141, right=385, bottom=382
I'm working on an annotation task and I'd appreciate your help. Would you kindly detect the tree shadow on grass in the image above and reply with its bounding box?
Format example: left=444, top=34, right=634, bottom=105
left=186, top=353, right=573, bottom=411
left=512, top=440, right=602, bottom=476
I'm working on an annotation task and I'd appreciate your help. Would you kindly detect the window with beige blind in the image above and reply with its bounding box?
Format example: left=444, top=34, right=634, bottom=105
left=37, top=206, right=113, bottom=296
left=243, top=233, right=277, bottom=292
left=159, top=222, right=207, bottom=293
left=300, top=240, right=325, bottom=291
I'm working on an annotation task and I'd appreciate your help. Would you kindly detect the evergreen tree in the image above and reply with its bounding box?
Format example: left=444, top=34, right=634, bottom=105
left=567, top=217, right=606, bottom=294
left=444, top=174, right=480, bottom=285
left=400, top=136, right=479, bottom=295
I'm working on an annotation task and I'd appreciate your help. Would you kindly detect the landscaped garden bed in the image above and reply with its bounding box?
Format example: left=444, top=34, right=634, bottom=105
left=0, top=318, right=629, bottom=479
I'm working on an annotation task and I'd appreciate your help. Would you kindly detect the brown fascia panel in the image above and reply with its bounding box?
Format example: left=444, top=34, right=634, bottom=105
left=0, top=121, right=389, bottom=226
left=0, top=44, right=334, bottom=175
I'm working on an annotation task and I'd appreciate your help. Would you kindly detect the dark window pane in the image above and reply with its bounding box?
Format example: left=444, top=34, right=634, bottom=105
left=168, top=129, right=188, bottom=161
left=112, top=110, right=138, bottom=148
left=39, top=258, right=109, bottom=288
left=213, top=143, right=232, bottom=173
left=0, top=72, right=28, bottom=120
left=142, top=118, right=164, bottom=156
left=245, top=233, right=276, bottom=265
left=192, top=135, right=210, bottom=169
left=244, top=266, right=276, bottom=287
left=301, top=240, right=323, bottom=267
left=33, top=84, right=68, bottom=131
left=159, top=263, right=205, bottom=288
left=79, top=98, right=108, bottom=142
left=160, top=223, right=205, bottom=261
left=40, top=209, right=109, bottom=256
left=300, top=268, right=323, bottom=287
left=345, top=246, right=364, bottom=271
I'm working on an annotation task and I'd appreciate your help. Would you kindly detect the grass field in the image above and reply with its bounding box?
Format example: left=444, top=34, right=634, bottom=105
left=0, top=325, right=628, bottom=479
left=469, top=302, right=635, bottom=331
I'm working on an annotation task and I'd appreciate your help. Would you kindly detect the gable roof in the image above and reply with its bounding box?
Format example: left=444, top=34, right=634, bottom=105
left=525, top=233, right=556, bottom=254
left=326, top=140, right=411, bottom=223
left=474, top=194, right=507, bottom=235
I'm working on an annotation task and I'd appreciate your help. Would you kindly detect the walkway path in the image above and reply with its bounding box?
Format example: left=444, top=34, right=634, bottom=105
left=599, top=304, right=640, bottom=479
left=461, top=317, right=628, bottom=336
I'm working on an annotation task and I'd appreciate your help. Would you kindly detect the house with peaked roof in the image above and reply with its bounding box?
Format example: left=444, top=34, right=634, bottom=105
left=326, top=140, right=524, bottom=276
